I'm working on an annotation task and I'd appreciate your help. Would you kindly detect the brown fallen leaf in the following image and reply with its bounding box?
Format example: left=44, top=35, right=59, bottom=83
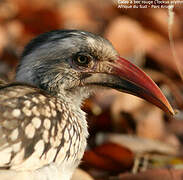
left=14, top=0, right=62, bottom=36
left=0, top=26, right=8, bottom=55
left=147, top=41, right=183, bottom=76
left=83, top=150, right=122, bottom=172
left=60, top=1, right=99, bottom=32
left=19, top=8, right=62, bottom=35
left=93, top=143, right=134, bottom=168
left=136, top=106, right=168, bottom=140
left=104, top=16, right=166, bottom=56
left=83, top=142, right=134, bottom=172
left=141, top=9, right=182, bottom=39
left=100, top=134, right=178, bottom=156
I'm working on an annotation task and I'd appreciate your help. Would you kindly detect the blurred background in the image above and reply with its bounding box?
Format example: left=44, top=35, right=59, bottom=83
left=0, top=0, right=183, bottom=179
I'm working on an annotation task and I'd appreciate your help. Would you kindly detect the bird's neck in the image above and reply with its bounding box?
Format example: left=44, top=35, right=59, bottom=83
left=57, top=93, right=83, bottom=108
left=55, top=86, right=91, bottom=109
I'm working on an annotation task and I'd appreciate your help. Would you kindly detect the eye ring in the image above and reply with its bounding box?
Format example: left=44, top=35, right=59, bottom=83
left=74, top=54, right=91, bottom=67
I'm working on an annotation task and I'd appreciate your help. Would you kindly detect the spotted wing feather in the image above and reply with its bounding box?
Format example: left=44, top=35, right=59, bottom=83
left=0, top=84, right=71, bottom=171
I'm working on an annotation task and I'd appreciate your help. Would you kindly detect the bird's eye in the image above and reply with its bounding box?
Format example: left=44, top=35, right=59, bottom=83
left=74, top=54, right=91, bottom=67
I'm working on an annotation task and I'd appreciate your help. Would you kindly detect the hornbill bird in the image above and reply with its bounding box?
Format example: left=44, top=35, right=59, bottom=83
left=0, top=30, right=174, bottom=180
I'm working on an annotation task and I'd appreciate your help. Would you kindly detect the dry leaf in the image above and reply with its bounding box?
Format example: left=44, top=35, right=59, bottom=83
left=104, top=16, right=165, bottom=56
left=100, top=134, right=178, bottom=155
left=147, top=41, right=183, bottom=75
left=83, top=142, right=133, bottom=172
left=60, top=1, right=98, bottom=32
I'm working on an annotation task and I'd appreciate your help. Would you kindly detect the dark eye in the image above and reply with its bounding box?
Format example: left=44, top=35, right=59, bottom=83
left=74, top=54, right=91, bottom=66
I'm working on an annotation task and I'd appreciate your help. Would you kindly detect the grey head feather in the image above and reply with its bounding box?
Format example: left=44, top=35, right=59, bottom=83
left=15, top=29, right=117, bottom=98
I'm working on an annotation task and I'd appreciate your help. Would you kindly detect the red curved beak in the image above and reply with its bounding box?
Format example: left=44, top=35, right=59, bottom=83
left=112, top=56, right=174, bottom=115
left=84, top=56, right=174, bottom=115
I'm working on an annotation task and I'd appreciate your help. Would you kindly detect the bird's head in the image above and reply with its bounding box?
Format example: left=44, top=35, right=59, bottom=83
left=16, top=30, right=174, bottom=114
